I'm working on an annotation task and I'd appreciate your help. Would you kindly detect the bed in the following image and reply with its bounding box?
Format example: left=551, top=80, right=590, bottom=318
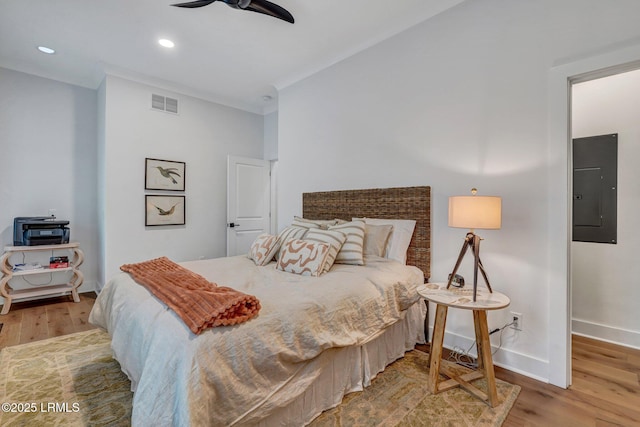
left=89, top=186, right=431, bottom=426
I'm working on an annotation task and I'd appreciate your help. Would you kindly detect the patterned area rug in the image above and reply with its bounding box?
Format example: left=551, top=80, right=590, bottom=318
left=0, top=329, right=131, bottom=426
left=0, top=329, right=519, bottom=426
left=311, top=351, right=520, bottom=427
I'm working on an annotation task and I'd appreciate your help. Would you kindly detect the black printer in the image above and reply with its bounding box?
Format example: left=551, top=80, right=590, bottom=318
left=13, top=217, right=70, bottom=246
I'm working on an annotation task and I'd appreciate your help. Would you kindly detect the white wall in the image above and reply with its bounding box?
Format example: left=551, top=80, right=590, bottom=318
left=96, top=79, right=107, bottom=290
left=0, top=67, right=99, bottom=297
left=264, top=111, right=278, bottom=161
left=99, top=75, right=264, bottom=286
left=277, top=0, right=640, bottom=382
left=264, top=111, right=279, bottom=232
left=571, top=69, right=640, bottom=348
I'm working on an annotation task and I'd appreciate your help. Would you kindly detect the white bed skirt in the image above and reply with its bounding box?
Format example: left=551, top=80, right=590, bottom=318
left=251, top=301, right=427, bottom=426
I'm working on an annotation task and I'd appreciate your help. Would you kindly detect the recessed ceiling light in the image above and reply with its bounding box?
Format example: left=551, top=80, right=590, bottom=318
left=158, top=39, right=175, bottom=48
left=37, top=46, right=55, bottom=54
left=262, top=95, right=273, bottom=102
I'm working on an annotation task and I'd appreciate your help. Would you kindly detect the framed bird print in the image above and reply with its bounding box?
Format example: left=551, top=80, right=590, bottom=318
left=145, top=195, right=186, bottom=226
left=145, top=158, right=186, bottom=191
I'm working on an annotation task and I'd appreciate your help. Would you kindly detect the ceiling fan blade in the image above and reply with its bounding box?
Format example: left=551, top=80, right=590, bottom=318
left=171, top=0, right=218, bottom=8
left=244, top=0, right=294, bottom=24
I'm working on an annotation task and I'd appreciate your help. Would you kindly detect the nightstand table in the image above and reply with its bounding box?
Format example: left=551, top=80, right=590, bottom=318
left=417, top=283, right=510, bottom=407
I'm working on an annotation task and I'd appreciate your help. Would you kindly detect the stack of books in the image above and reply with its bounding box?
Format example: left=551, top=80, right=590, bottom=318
left=49, top=256, right=69, bottom=269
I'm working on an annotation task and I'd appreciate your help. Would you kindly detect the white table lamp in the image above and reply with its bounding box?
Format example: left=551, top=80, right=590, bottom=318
left=447, top=188, right=501, bottom=301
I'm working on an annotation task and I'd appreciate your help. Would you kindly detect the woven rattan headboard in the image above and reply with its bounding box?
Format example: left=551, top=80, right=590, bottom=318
left=302, top=186, right=431, bottom=281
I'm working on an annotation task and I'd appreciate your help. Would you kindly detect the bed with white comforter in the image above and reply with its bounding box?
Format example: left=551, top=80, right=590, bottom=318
left=89, top=254, right=424, bottom=426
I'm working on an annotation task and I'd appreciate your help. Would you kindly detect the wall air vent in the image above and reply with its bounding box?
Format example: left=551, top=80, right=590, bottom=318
left=151, top=94, right=165, bottom=110
left=165, top=97, right=178, bottom=114
left=151, top=94, right=179, bottom=114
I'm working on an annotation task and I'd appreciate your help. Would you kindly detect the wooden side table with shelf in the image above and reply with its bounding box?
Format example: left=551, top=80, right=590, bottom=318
left=0, top=242, right=84, bottom=315
left=417, top=283, right=510, bottom=407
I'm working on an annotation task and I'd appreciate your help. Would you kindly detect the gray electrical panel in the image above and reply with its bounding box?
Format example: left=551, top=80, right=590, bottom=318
left=572, top=134, right=617, bottom=244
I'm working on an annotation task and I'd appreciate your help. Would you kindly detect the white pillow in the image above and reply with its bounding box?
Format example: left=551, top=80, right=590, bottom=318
left=304, top=228, right=347, bottom=272
left=276, top=239, right=330, bottom=277
left=353, top=218, right=416, bottom=264
left=247, top=234, right=280, bottom=266
left=329, top=220, right=365, bottom=265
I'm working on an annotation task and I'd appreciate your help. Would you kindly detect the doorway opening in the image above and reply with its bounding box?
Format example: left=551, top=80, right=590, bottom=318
left=548, top=48, right=640, bottom=388
left=556, top=62, right=640, bottom=389
left=570, top=69, right=640, bottom=358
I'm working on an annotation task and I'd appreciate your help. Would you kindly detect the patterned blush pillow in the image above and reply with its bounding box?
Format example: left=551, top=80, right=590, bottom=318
left=276, top=239, right=330, bottom=277
left=247, top=234, right=280, bottom=266
left=275, top=226, right=309, bottom=259
left=329, top=220, right=365, bottom=265
left=304, top=228, right=347, bottom=272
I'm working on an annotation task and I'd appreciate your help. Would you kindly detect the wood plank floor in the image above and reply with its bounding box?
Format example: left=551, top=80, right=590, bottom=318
left=1, top=295, right=639, bottom=426
left=0, top=293, right=97, bottom=349
left=416, top=335, right=640, bottom=427
left=496, top=335, right=640, bottom=427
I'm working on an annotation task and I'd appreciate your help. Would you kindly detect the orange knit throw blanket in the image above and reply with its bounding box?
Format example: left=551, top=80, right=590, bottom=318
left=120, top=257, right=261, bottom=334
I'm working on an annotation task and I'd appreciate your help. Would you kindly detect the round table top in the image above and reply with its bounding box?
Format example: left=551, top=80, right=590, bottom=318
left=417, top=283, right=510, bottom=310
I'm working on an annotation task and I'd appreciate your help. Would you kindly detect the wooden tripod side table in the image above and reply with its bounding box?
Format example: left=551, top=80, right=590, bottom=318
left=417, top=283, right=510, bottom=407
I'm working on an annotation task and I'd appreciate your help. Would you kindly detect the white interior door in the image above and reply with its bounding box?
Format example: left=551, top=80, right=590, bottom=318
left=227, top=156, right=271, bottom=256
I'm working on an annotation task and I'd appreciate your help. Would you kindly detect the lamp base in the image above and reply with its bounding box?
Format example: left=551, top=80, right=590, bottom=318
left=446, top=232, right=493, bottom=302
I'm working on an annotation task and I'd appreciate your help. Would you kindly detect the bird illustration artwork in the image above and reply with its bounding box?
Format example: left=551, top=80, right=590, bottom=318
left=156, top=166, right=181, bottom=184
left=152, top=203, right=180, bottom=216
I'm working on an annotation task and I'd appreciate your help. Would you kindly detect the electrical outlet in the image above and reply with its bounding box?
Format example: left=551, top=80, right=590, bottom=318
left=510, top=312, right=523, bottom=331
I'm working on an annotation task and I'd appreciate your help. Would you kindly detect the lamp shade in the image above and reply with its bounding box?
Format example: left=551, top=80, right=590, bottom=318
left=448, top=195, right=502, bottom=230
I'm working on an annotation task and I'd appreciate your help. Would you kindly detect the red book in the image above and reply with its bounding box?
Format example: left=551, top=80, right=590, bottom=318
left=50, top=256, right=69, bottom=269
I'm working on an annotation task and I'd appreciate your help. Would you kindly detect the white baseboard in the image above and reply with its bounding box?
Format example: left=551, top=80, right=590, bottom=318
left=95, top=280, right=105, bottom=293
left=431, top=327, right=550, bottom=383
left=572, top=318, right=640, bottom=350
left=78, top=280, right=98, bottom=294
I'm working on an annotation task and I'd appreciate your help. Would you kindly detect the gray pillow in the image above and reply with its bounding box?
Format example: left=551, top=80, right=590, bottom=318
left=363, top=224, right=393, bottom=257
